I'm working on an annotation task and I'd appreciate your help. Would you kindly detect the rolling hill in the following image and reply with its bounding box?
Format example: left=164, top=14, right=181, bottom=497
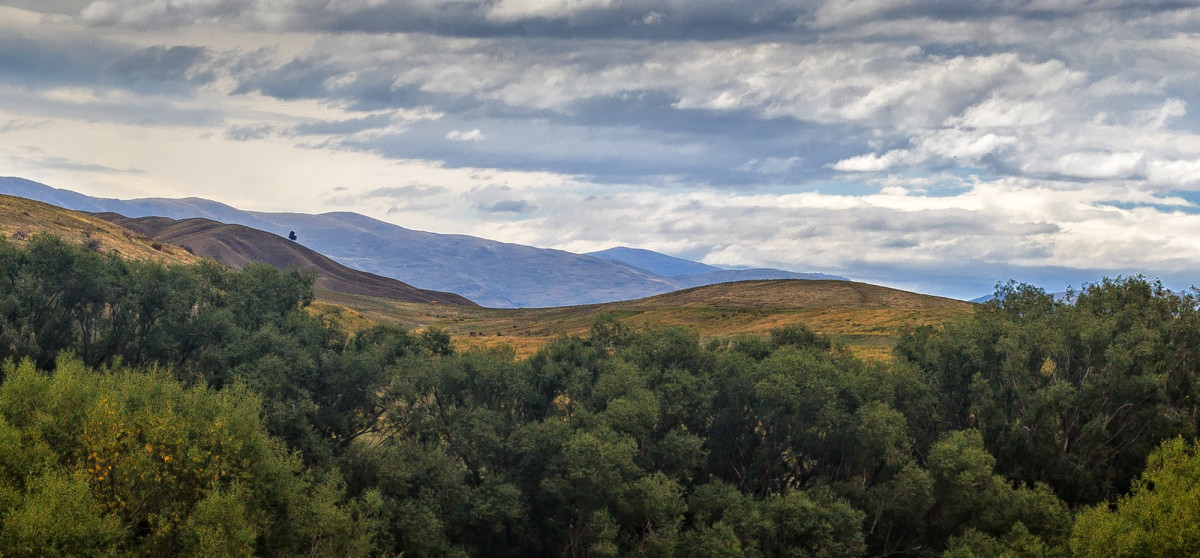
left=0, top=194, right=201, bottom=265
left=0, top=194, right=473, bottom=306
left=319, top=279, right=976, bottom=360
left=1, top=177, right=841, bottom=308
left=94, top=214, right=476, bottom=306
left=587, top=246, right=724, bottom=276
left=588, top=246, right=845, bottom=285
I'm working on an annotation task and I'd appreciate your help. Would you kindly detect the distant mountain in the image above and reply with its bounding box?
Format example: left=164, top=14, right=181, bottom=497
left=588, top=246, right=846, bottom=286
left=671, top=268, right=845, bottom=287
left=971, top=291, right=1072, bottom=304
left=587, top=247, right=723, bottom=276
left=0, top=177, right=280, bottom=229
left=1, top=178, right=681, bottom=307
left=95, top=214, right=475, bottom=306
left=0, top=177, right=841, bottom=308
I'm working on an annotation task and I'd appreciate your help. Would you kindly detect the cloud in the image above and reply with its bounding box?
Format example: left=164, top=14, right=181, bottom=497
left=105, top=45, right=215, bottom=85
left=74, top=0, right=816, bottom=39
left=364, top=184, right=447, bottom=198
left=833, top=151, right=910, bottom=172
left=486, top=0, right=616, bottom=23
left=446, top=128, right=484, bottom=141
left=0, top=119, right=51, bottom=133
left=80, top=0, right=254, bottom=29
left=7, top=145, right=144, bottom=174
left=478, top=199, right=536, bottom=213
left=739, top=156, right=800, bottom=174
left=225, top=124, right=275, bottom=141
left=1052, top=151, right=1146, bottom=179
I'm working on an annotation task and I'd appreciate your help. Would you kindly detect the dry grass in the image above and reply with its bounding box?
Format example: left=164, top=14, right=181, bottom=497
left=308, top=301, right=380, bottom=335
left=0, top=195, right=202, bottom=265
left=318, top=279, right=976, bottom=360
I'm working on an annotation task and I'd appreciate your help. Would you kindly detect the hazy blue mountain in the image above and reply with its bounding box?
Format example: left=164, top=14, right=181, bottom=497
left=0, top=177, right=117, bottom=212
left=588, top=247, right=723, bottom=276
left=1, top=177, right=679, bottom=307
left=671, top=268, right=846, bottom=288
left=0, top=177, right=840, bottom=307
left=227, top=210, right=680, bottom=308
left=95, top=213, right=476, bottom=306
left=589, top=246, right=846, bottom=285
left=0, top=177, right=281, bottom=231
left=971, top=291, right=1072, bottom=304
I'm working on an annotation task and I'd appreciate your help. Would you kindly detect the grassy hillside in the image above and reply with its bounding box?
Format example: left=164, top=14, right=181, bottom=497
left=96, top=214, right=477, bottom=306
left=0, top=194, right=201, bottom=264
left=322, top=279, right=976, bottom=360
left=0, top=195, right=473, bottom=306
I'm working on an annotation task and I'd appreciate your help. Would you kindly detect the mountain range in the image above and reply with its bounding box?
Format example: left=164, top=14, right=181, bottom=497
left=0, top=177, right=843, bottom=307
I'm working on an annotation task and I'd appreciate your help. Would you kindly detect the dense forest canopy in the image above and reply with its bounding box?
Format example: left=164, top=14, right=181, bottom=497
left=0, top=233, right=1197, bottom=556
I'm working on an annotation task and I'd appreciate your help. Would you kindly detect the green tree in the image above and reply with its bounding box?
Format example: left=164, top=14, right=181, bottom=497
left=0, top=357, right=372, bottom=556
left=1072, top=437, right=1200, bottom=557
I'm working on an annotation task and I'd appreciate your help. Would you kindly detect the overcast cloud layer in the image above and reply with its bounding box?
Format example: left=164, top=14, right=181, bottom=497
left=3, top=0, right=1200, bottom=299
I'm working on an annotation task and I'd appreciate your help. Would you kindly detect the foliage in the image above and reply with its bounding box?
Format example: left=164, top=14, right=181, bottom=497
left=896, top=276, right=1200, bottom=505
left=0, top=357, right=369, bottom=556
left=2, top=235, right=1199, bottom=556
left=1072, top=436, right=1200, bottom=557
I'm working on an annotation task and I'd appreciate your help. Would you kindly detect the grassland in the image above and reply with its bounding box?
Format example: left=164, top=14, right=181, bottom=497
left=0, top=195, right=201, bottom=265
left=318, top=280, right=976, bottom=360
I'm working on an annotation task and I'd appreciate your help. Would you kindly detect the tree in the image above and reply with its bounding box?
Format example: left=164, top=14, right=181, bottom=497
left=1072, top=437, right=1200, bottom=557
left=0, top=357, right=373, bottom=556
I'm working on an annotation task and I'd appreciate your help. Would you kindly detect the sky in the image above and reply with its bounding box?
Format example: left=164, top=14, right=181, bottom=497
left=2, top=0, right=1200, bottom=299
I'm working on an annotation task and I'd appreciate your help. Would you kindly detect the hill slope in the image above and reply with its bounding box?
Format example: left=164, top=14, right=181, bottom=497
left=587, top=246, right=723, bottom=276
left=236, top=210, right=680, bottom=308
left=588, top=246, right=846, bottom=285
left=0, top=194, right=201, bottom=265
left=625, top=279, right=968, bottom=310
left=96, top=214, right=476, bottom=306
left=322, top=279, right=975, bottom=360
left=1, top=178, right=841, bottom=308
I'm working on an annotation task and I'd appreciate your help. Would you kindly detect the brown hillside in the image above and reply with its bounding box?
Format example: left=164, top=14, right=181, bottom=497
left=319, top=278, right=976, bottom=360
left=0, top=195, right=201, bottom=264
left=619, top=279, right=973, bottom=310
left=96, top=214, right=477, bottom=306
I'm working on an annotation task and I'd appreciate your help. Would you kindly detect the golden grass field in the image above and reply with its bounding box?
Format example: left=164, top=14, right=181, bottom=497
left=0, top=195, right=202, bottom=265
left=317, top=280, right=976, bottom=360
left=1, top=194, right=975, bottom=361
